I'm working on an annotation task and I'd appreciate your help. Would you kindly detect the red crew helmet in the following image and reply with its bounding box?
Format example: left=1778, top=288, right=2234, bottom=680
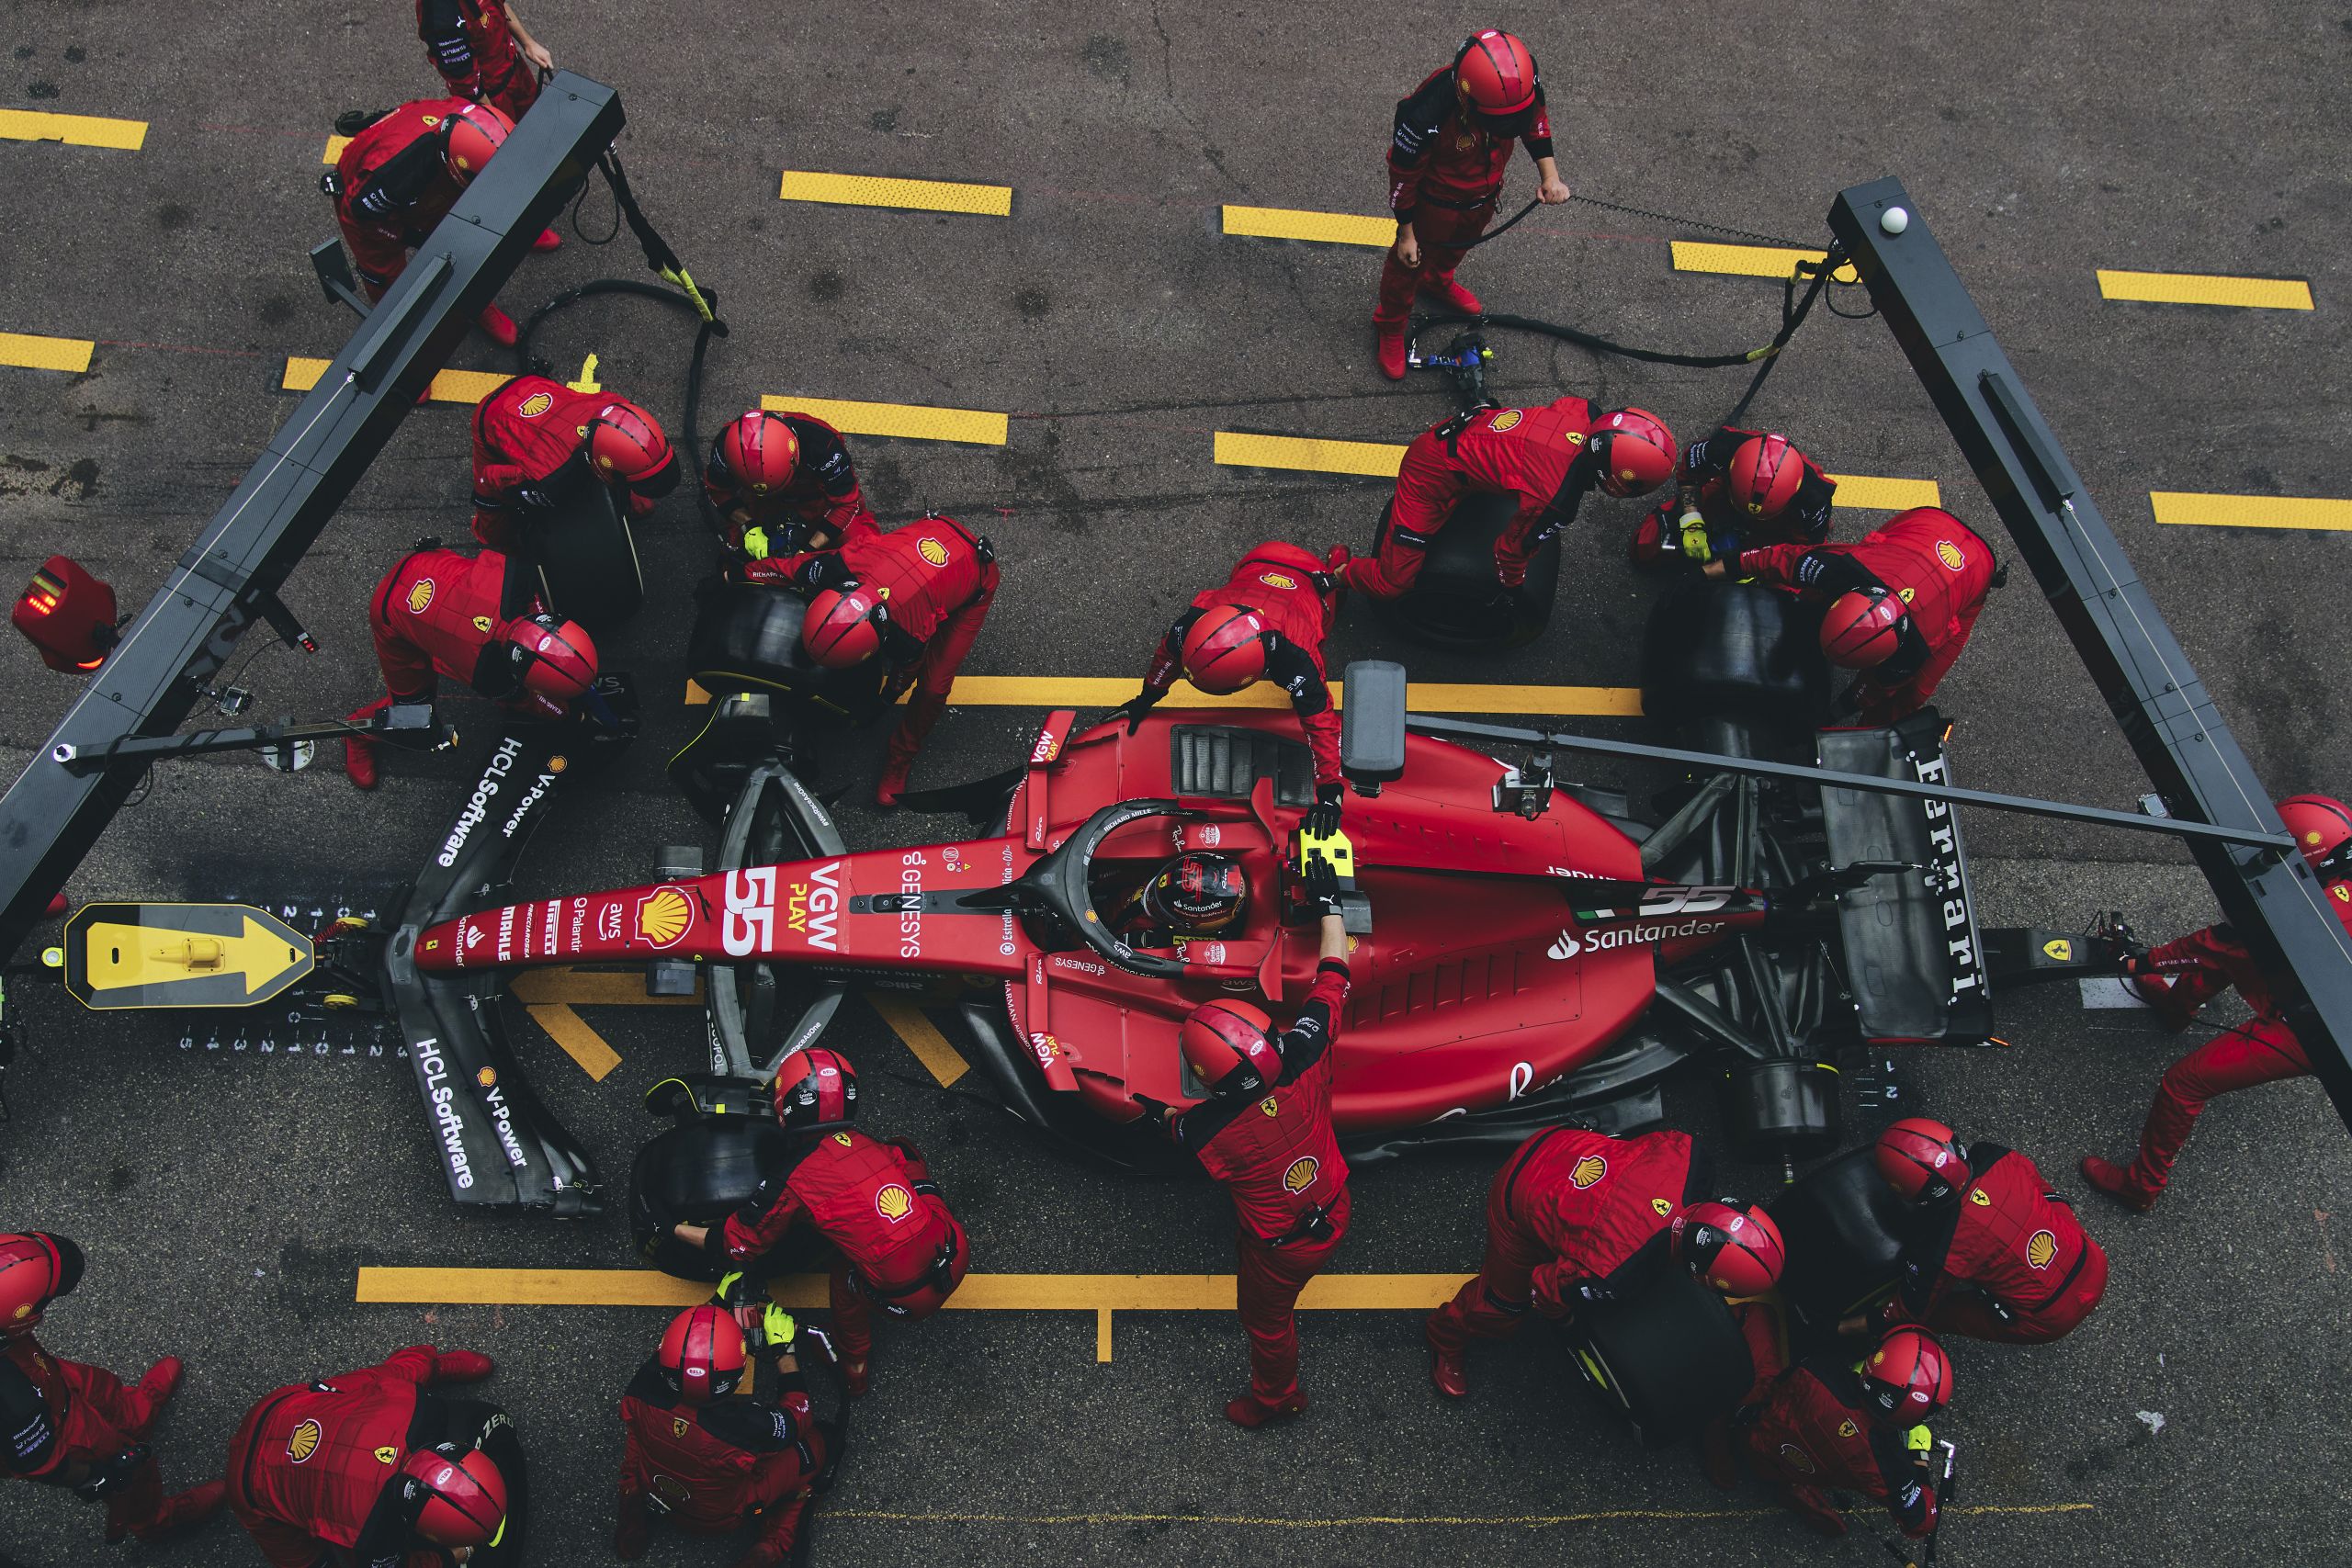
left=1180, top=604, right=1270, bottom=694
left=801, top=586, right=887, bottom=669
left=2277, top=794, right=2352, bottom=876
left=708, top=411, right=802, bottom=503
left=1180, top=998, right=1283, bottom=1098
left=1670, top=1201, right=1786, bottom=1296
left=1728, top=434, right=1807, bottom=520
left=1876, top=1117, right=1970, bottom=1203
left=499, top=614, right=597, bottom=717
left=401, top=1446, right=509, bottom=1550
left=1819, top=589, right=1905, bottom=669
left=588, top=398, right=680, bottom=504
left=1142, top=852, right=1248, bottom=936
left=1592, top=408, right=1677, bottom=497
left=773, top=1046, right=858, bottom=1130
left=1861, top=1326, right=1953, bottom=1425
left=659, top=1304, right=748, bottom=1403
left=441, top=101, right=514, bottom=184
left=0, top=1234, right=82, bottom=1336
left=1454, top=30, right=1540, bottom=118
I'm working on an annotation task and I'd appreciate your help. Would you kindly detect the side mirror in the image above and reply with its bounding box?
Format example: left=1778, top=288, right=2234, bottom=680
left=1340, top=660, right=1407, bottom=795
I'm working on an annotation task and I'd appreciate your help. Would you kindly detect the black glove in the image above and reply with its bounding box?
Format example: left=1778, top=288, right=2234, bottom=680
left=797, top=557, right=854, bottom=593
left=1131, top=1093, right=1173, bottom=1126
left=1306, top=781, right=1345, bottom=838
left=1114, top=689, right=1164, bottom=736
left=1302, top=856, right=1344, bottom=919
left=71, top=1446, right=151, bottom=1503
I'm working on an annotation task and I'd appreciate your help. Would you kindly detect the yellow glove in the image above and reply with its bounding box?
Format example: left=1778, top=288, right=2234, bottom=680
left=715, top=1270, right=752, bottom=1307
left=741, top=526, right=771, bottom=560
left=1905, top=1424, right=1934, bottom=1453
left=760, top=1303, right=797, bottom=1349
left=1677, top=511, right=1713, bottom=564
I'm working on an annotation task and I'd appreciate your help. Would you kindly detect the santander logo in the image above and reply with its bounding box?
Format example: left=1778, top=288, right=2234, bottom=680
left=1547, top=931, right=1582, bottom=960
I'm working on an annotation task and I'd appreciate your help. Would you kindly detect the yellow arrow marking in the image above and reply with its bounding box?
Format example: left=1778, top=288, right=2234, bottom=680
left=868, top=995, right=970, bottom=1086
left=83, top=916, right=305, bottom=997
left=507, top=967, right=702, bottom=1082
left=567, top=353, right=601, bottom=394
left=522, top=1005, right=622, bottom=1082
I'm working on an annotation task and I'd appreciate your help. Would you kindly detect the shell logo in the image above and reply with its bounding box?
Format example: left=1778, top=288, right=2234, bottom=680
left=475, top=1066, right=497, bottom=1089
left=1568, top=1154, right=1608, bottom=1190
left=876, top=1183, right=914, bottom=1223
left=1937, top=540, right=1966, bottom=570
left=1489, top=409, right=1524, bottom=433
left=1283, top=1156, right=1319, bottom=1193
left=635, top=886, right=694, bottom=949
left=548, top=755, right=569, bottom=773
left=918, top=536, right=950, bottom=568
left=406, top=579, right=435, bottom=615
left=10, top=1303, right=29, bottom=1321
left=519, top=391, right=554, bottom=418
left=2026, top=1229, right=2058, bottom=1269
left=374, top=1446, right=399, bottom=1465
left=288, top=1418, right=323, bottom=1463
left=1778, top=1443, right=1817, bottom=1474
left=1258, top=571, right=1297, bottom=591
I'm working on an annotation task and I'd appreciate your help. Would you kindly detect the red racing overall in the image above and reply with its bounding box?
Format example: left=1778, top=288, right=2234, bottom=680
left=1743, top=1354, right=1939, bottom=1538
left=1340, top=398, right=1598, bottom=600
left=615, top=1354, right=824, bottom=1562
left=1377, top=66, right=1555, bottom=326
left=332, top=98, right=475, bottom=300
left=749, top=514, right=999, bottom=786
left=469, top=374, right=648, bottom=549
left=1428, top=1127, right=1695, bottom=1352
left=717, top=1134, right=969, bottom=1377
left=1, top=1335, right=217, bottom=1543
left=1890, top=1144, right=2107, bottom=1344
left=1141, top=542, right=1344, bottom=786
left=416, top=0, right=539, bottom=120
left=707, top=410, right=868, bottom=541
left=367, top=547, right=538, bottom=709
left=2119, top=881, right=2352, bottom=1195
left=1170, top=959, right=1353, bottom=1403
left=1676, top=424, right=1837, bottom=552
left=1732, top=507, right=1996, bottom=724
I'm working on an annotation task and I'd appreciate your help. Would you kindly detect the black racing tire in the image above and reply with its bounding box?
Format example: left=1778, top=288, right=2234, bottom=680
left=685, top=579, right=889, bottom=725
left=1562, top=1258, right=1753, bottom=1448
left=1765, top=1145, right=1918, bottom=1341
left=520, top=482, right=646, bottom=637
left=1370, top=491, right=1560, bottom=650
left=1639, top=577, right=1831, bottom=733
left=628, top=1117, right=795, bottom=1280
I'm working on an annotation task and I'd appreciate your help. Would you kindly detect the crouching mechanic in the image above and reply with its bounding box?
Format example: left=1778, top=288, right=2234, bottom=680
left=1336, top=399, right=1676, bottom=601
left=1424, top=1123, right=1705, bottom=1397
left=1, top=1233, right=225, bottom=1546
left=1703, top=505, right=1996, bottom=726
left=1740, top=1325, right=1951, bottom=1540
left=671, top=1049, right=970, bottom=1398
left=328, top=99, right=531, bottom=345
left=616, top=1303, right=830, bottom=1567
left=1131, top=861, right=1354, bottom=1426
left=225, top=1343, right=511, bottom=1566
left=704, top=408, right=872, bottom=554
left=1114, top=541, right=1349, bottom=831
left=1868, top=1118, right=2108, bottom=1344
left=469, top=374, right=680, bottom=552
left=1634, top=427, right=1836, bottom=569
left=343, top=545, right=600, bottom=789
left=2083, top=795, right=2352, bottom=1212
left=740, top=514, right=998, bottom=807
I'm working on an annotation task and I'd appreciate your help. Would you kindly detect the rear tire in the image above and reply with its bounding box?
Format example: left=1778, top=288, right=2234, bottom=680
left=1765, top=1145, right=1919, bottom=1346
left=629, top=1118, right=794, bottom=1280
left=1640, top=578, right=1830, bottom=733
left=1370, top=491, right=1560, bottom=650
left=1562, top=1256, right=1753, bottom=1448
left=686, top=579, right=888, bottom=723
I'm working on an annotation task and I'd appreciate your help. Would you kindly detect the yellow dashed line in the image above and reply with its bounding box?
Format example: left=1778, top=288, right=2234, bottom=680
left=686, top=675, right=1640, bottom=716
left=1215, top=431, right=1407, bottom=477
left=778, top=170, right=1012, bottom=217
left=2097, top=270, right=2312, bottom=310
left=0, top=333, right=95, bottom=374
left=323, top=135, right=349, bottom=164
left=282, top=356, right=506, bottom=404
left=0, top=107, right=147, bottom=151
left=1221, top=205, right=1393, bottom=248
left=2150, top=491, right=2352, bottom=531
left=761, top=394, right=1007, bottom=446
left=1670, top=241, right=1857, bottom=285
left=868, top=995, right=971, bottom=1087
left=821, top=1503, right=2093, bottom=1530
left=1827, top=474, right=1941, bottom=511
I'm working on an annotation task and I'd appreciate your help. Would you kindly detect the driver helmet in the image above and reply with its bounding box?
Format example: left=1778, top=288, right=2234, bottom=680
left=1179, top=999, right=1283, bottom=1098
left=493, top=614, right=597, bottom=717
left=401, top=1446, right=508, bottom=1551
left=772, top=1045, right=858, bottom=1131
left=1728, top=434, right=1807, bottom=520
left=1141, top=852, right=1248, bottom=937
left=2278, top=795, right=2352, bottom=877
left=1876, top=1117, right=1970, bottom=1202
left=1180, top=604, right=1270, bottom=694
left=1591, top=408, right=1677, bottom=497
left=0, top=1234, right=82, bottom=1337
left=1669, top=1201, right=1786, bottom=1296
left=1453, top=30, right=1541, bottom=133
left=1819, top=588, right=1905, bottom=669
left=440, top=102, right=513, bottom=184
left=658, top=1304, right=747, bottom=1404
left=1860, top=1326, right=1953, bottom=1425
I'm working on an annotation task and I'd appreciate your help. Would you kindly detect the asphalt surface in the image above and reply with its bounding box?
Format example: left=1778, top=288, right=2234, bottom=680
left=5, top=2, right=2352, bottom=1564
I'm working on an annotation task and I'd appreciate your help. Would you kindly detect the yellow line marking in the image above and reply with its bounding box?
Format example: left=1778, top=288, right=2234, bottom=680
left=0, top=107, right=147, bottom=151
left=761, top=393, right=1006, bottom=446
left=1095, top=1307, right=1114, bottom=1363
left=868, top=995, right=971, bottom=1087
left=2097, top=269, right=2312, bottom=310
left=686, top=674, right=1641, bottom=716
left=1221, top=205, right=1393, bottom=248
left=2150, top=491, right=2352, bottom=531
left=282, top=356, right=506, bottom=404
left=778, top=170, right=1012, bottom=217
left=822, top=1503, right=2092, bottom=1530
left=323, top=135, right=349, bottom=164
left=1827, top=474, right=1941, bottom=511
left=356, top=1267, right=1469, bottom=1312
left=522, top=1004, right=623, bottom=1082
left=1670, top=241, right=1857, bottom=285
left=1216, top=430, right=1406, bottom=478
left=0, top=333, right=95, bottom=374
left=508, top=966, right=705, bottom=1007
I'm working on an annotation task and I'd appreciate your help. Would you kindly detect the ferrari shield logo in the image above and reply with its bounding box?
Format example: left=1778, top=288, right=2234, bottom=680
left=1283, top=1156, right=1318, bottom=1193
left=1568, top=1154, right=1608, bottom=1190
left=406, top=579, right=435, bottom=614
left=1487, top=409, right=1524, bottom=433
left=1838, top=1419, right=1859, bottom=1438
left=1258, top=571, right=1297, bottom=591
left=2027, top=1229, right=2058, bottom=1269
left=421, top=114, right=442, bottom=128
left=1937, top=539, right=1966, bottom=570
left=519, top=390, right=554, bottom=418
left=288, top=1419, right=323, bottom=1463
left=1260, top=1097, right=1280, bottom=1117
left=832, top=1132, right=854, bottom=1146
left=1747, top=500, right=1764, bottom=514
left=375, top=1446, right=399, bottom=1465
left=673, top=1417, right=690, bottom=1438
left=1650, top=1197, right=1672, bottom=1217
left=918, top=536, right=950, bottom=567
left=634, top=887, right=694, bottom=949
left=1563, top=429, right=1586, bottom=445
left=2042, top=938, right=2074, bottom=961
left=1969, top=1189, right=1991, bottom=1207
left=473, top=615, right=492, bottom=633
left=1898, top=586, right=1917, bottom=603
left=875, top=1183, right=914, bottom=1223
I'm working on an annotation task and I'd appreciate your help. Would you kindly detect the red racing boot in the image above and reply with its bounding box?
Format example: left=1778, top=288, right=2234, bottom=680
left=431, top=1348, right=497, bottom=1382
left=1422, top=276, right=1481, bottom=315
left=874, top=758, right=911, bottom=810
left=1776, top=1483, right=1848, bottom=1537
left=477, top=303, right=521, bottom=347
left=1224, top=1389, right=1308, bottom=1427
left=343, top=697, right=391, bottom=789
left=137, top=1355, right=186, bottom=1418
left=842, top=1354, right=871, bottom=1398
left=1374, top=318, right=1408, bottom=381
left=2080, top=1155, right=2159, bottom=1213
left=533, top=227, right=563, bottom=253
left=1424, top=1317, right=1467, bottom=1399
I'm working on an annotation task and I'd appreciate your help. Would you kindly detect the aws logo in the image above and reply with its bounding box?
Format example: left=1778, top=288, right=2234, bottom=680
left=1568, top=1154, right=1608, bottom=1190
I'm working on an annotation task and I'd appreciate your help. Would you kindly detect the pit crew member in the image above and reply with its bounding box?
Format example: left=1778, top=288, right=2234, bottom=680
left=469, top=373, right=680, bottom=551
left=327, top=98, right=531, bottom=345
left=703, top=408, right=871, bottom=553
left=1738, top=1325, right=1951, bottom=1540
left=1634, top=426, right=1837, bottom=568
left=671, top=1048, right=969, bottom=1398
left=416, top=0, right=552, bottom=123
left=1671, top=1203, right=1792, bottom=1490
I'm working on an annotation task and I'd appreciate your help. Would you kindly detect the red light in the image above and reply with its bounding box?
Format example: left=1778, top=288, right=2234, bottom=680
left=12, top=554, right=117, bottom=673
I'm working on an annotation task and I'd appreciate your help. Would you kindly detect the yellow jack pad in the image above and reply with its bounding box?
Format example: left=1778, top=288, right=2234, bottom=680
left=1295, top=825, right=1355, bottom=881
left=63, top=903, right=314, bottom=1010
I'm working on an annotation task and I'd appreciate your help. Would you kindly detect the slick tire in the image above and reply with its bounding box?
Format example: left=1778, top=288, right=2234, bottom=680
left=1639, top=577, right=1831, bottom=733
left=1765, top=1145, right=1918, bottom=1344
left=629, top=1117, right=797, bottom=1280
left=521, top=475, right=646, bottom=636
left=1372, top=491, right=1559, bottom=650
left=686, top=579, right=889, bottom=724
left=1562, top=1260, right=1753, bottom=1449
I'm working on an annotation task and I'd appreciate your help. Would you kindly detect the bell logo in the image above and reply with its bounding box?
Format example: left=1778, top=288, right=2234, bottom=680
left=1283, top=1156, right=1319, bottom=1193
left=918, top=536, right=950, bottom=568
left=635, top=886, right=694, bottom=949
left=2026, top=1229, right=2058, bottom=1269
left=1546, top=930, right=1583, bottom=960
left=1937, top=540, right=1966, bottom=570
left=1568, top=1154, right=1608, bottom=1190
left=519, top=391, right=553, bottom=418
left=406, top=579, right=435, bottom=614
left=287, top=1419, right=323, bottom=1463
left=876, top=1184, right=914, bottom=1223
